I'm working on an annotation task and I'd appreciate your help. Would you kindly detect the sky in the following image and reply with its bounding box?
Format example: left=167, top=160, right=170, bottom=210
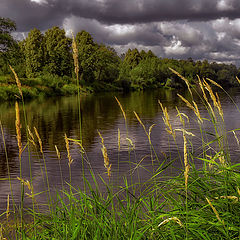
left=1, top=0, right=240, bottom=65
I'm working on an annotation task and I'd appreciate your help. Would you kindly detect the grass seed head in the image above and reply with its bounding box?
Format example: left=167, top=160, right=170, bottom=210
left=72, top=32, right=79, bottom=77
left=55, top=145, right=61, bottom=160
left=206, top=197, right=223, bottom=224
left=206, top=78, right=223, bottom=89
left=158, top=100, right=175, bottom=137
left=118, top=128, right=121, bottom=151
left=98, top=130, right=111, bottom=178
left=34, top=127, right=43, bottom=154
left=115, top=97, right=127, bottom=122
left=15, top=102, right=22, bottom=157
left=64, top=134, right=73, bottom=166
left=169, top=67, right=192, bottom=97
left=158, top=217, right=183, bottom=227
left=27, top=126, right=36, bottom=147
left=10, top=65, right=23, bottom=98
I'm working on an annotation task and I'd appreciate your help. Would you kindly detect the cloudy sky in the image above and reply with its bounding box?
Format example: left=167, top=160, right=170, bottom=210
left=1, top=0, right=240, bottom=65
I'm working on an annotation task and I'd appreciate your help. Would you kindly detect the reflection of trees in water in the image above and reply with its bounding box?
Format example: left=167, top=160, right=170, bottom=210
left=0, top=128, right=18, bottom=177
left=0, top=89, right=192, bottom=156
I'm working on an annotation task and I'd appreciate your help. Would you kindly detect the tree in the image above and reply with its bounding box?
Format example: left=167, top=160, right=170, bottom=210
left=124, top=48, right=142, bottom=69
left=76, top=30, right=97, bottom=83
left=0, top=17, right=16, bottom=52
left=44, top=27, right=72, bottom=76
left=130, top=57, right=161, bottom=88
left=94, top=45, right=120, bottom=83
left=25, top=28, right=45, bottom=78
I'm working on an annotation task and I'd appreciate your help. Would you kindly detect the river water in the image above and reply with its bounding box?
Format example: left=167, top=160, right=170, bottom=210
left=0, top=87, right=240, bottom=211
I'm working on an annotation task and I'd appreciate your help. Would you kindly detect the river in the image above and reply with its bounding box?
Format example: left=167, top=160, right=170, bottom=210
left=0, top=87, right=240, bottom=211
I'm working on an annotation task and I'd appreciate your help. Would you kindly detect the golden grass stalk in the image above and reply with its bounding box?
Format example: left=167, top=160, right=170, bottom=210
left=158, top=100, right=175, bottom=137
left=134, top=111, right=147, bottom=134
left=98, top=130, right=111, bottom=178
left=115, top=97, right=127, bottom=122
left=175, top=129, right=195, bottom=137
left=134, top=111, right=156, bottom=145
left=55, top=145, right=61, bottom=160
left=177, top=94, right=203, bottom=123
left=192, top=101, right=202, bottom=120
left=72, top=32, right=79, bottom=77
left=169, top=67, right=192, bottom=97
left=148, top=124, right=156, bottom=138
left=198, top=76, right=208, bottom=103
left=17, top=177, right=35, bottom=200
left=34, top=127, right=43, bottom=154
left=118, top=128, right=121, bottom=151
left=27, top=126, right=36, bottom=147
left=233, top=131, right=240, bottom=146
left=206, top=197, right=223, bottom=224
left=68, top=138, right=85, bottom=153
left=206, top=78, right=223, bottom=90
left=15, top=102, right=22, bottom=157
left=203, top=79, right=224, bottom=122
left=17, top=177, right=31, bottom=191
left=215, top=92, right=223, bottom=119
left=158, top=217, right=183, bottom=227
left=176, top=107, right=189, bottom=126
left=65, top=134, right=73, bottom=166
left=236, top=76, right=240, bottom=84
left=203, top=80, right=217, bottom=106
left=177, top=94, right=195, bottom=111
left=214, top=196, right=238, bottom=203
left=175, top=128, right=194, bottom=191
left=9, top=65, right=23, bottom=98
left=126, top=137, right=135, bottom=150
left=199, top=77, right=215, bottom=113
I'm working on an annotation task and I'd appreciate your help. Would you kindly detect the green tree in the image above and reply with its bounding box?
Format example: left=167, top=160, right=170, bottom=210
left=130, top=57, right=161, bottom=88
left=76, top=30, right=97, bottom=83
left=199, top=59, right=216, bottom=79
left=94, top=45, right=120, bottom=83
left=0, top=17, right=16, bottom=52
left=25, top=28, right=45, bottom=78
left=0, top=17, right=19, bottom=75
left=124, top=48, right=142, bottom=69
left=44, top=26, right=72, bottom=76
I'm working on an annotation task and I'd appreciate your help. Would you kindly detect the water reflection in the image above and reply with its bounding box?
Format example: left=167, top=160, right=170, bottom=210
left=1, top=88, right=240, bottom=210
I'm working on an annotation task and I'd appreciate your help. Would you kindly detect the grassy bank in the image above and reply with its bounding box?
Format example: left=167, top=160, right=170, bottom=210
left=0, top=67, right=240, bottom=239
left=0, top=73, right=124, bottom=102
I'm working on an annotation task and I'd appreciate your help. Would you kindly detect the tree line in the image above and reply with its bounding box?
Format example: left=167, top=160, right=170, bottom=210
left=1, top=17, right=240, bottom=91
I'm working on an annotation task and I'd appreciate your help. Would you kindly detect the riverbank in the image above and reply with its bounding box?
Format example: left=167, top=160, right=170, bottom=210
left=0, top=74, right=125, bottom=102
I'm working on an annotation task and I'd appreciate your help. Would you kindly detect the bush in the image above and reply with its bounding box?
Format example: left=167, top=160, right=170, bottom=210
left=61, top=84, right=78, bottom=95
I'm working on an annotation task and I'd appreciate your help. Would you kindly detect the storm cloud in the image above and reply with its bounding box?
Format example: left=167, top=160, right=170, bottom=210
left=1, top=0, right=240, bottom=65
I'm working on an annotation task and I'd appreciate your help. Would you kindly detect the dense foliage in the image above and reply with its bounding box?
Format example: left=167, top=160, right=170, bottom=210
left=1, top=17, right=240, bottom=97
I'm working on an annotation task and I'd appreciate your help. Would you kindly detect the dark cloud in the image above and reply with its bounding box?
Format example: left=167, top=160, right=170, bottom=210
left=1, top=0, right=240, bottom=31
left=1, top=0, right=240, bottom=65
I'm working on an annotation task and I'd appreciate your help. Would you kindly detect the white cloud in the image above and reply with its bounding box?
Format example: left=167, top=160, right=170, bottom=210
left=209, top=51, right=239, bottom=60
left=217, top=0, right=234, bottom=11
left=106, top=24, right=135, bottom=35
left=158, top=22, right=203, bottom=45
left=30, top=0, right=48, bottom=5
left=164, top=36, right=190, bottom=56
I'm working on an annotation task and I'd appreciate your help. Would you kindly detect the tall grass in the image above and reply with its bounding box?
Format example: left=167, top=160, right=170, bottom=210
left=0, top=63, right=240, bottom=239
